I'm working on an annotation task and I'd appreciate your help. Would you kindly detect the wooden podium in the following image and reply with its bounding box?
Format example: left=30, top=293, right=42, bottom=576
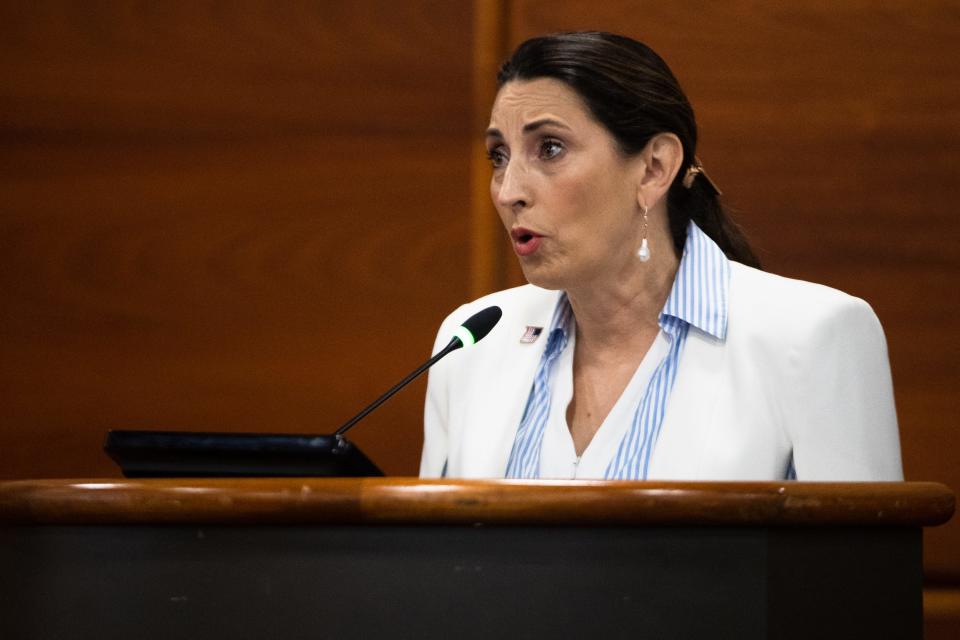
left=0, top=479, right=953, bottom=639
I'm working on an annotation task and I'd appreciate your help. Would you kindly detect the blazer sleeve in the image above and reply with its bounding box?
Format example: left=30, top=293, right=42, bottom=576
left=782, top=296, right=903, bottom=480
left=419, top=307, right=464, bottom=478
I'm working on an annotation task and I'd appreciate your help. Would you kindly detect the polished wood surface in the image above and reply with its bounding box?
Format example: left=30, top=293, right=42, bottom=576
left=0, top=478, right=953, bottom=526
left=0, top=490, right=929, bottom=640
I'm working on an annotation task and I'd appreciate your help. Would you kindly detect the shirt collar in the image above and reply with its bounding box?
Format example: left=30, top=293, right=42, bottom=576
left=660, top=221, right=730, bottom=340
left=544, top=220, right=731, bottom=353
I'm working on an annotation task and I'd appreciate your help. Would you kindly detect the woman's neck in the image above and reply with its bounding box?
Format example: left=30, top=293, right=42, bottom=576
left=565, top=227, right=680, bottom=353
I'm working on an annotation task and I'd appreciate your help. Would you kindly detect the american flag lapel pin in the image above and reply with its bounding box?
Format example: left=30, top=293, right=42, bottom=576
left=520, top=326, right=543, bottom=343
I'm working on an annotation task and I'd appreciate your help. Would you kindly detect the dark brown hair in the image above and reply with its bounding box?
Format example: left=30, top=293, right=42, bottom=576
left=497, top=31, right=760, bottom=268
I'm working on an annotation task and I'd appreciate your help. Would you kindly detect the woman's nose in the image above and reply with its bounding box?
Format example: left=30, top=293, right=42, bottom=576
left=495, top=162, right=529, bottom=211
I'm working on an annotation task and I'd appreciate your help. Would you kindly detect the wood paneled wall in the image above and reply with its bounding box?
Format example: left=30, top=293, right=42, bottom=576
left=1, top=1, right=958, bottom=632
left=0, top=2, right=474, bottom=477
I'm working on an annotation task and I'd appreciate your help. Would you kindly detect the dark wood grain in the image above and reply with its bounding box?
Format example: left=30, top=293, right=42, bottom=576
left=0, top=478, right=953, bottom=526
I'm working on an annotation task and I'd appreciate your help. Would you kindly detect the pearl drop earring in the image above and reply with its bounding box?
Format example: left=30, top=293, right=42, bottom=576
left=637, top=205, right=650, bottom=262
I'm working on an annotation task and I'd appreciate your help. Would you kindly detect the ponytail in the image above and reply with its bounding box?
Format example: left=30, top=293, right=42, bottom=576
left=667, top=170, right=761, bottom=269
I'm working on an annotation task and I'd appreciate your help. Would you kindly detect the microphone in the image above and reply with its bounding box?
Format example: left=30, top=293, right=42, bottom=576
left=334, top=306, right=502, bottom=436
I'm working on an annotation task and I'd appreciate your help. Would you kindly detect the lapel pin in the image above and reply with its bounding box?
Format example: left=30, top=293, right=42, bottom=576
left=520, top=326, right=543, bottom=343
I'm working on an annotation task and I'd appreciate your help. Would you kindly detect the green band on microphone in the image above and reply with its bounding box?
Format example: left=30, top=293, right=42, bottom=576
left=453, top=325, right=476, bottom=348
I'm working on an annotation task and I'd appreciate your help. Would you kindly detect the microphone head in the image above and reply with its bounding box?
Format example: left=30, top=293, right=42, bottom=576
left=452, top=305, right=502, bottom=348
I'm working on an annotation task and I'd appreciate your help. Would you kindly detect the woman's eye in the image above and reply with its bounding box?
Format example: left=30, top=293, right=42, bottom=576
left=539, top=139, right=564, bottom=160
left=486, top=147, right=508, bottom=168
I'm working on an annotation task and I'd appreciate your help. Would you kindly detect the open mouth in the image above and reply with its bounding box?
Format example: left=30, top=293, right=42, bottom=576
left=511, top=227, right=539, bottom=242
left=511, top=228, right=542, bottom=256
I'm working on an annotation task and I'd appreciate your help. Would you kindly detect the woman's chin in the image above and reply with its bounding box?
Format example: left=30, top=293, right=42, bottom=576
left=519, top=262, right=567, bottom=291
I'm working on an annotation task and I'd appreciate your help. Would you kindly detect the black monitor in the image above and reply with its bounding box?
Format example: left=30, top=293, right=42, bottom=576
left=104, top=430, right=384, bottom=478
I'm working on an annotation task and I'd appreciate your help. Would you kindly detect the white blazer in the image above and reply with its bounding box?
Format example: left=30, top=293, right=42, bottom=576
left=420, top=263, right=903, bottom=481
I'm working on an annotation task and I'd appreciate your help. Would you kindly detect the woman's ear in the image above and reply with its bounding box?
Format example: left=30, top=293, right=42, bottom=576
left=636, top=132, right=684, bottom=207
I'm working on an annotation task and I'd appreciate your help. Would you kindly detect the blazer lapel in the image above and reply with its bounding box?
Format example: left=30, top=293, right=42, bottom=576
left=460, top=288, right=560, bottom=477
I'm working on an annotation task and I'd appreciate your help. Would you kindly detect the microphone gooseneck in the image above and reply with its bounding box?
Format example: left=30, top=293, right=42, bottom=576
left=333, top=306, right=502, bottom=436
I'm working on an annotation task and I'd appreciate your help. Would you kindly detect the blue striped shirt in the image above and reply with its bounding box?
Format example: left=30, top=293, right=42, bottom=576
left=504, top=221, right=731, bottom=479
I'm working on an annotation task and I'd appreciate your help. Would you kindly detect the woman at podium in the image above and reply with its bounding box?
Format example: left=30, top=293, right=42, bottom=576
left=420, top=32, right=902, bottom=482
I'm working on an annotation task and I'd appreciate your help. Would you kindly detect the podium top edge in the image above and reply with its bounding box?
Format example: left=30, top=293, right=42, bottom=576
left=0, top=478, right=954, bottom=527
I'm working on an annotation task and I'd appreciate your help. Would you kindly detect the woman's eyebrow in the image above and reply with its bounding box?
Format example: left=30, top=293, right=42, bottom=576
left=522, top=118, right=570, bottom=133
left=485, top=118, right=571, bottom=139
